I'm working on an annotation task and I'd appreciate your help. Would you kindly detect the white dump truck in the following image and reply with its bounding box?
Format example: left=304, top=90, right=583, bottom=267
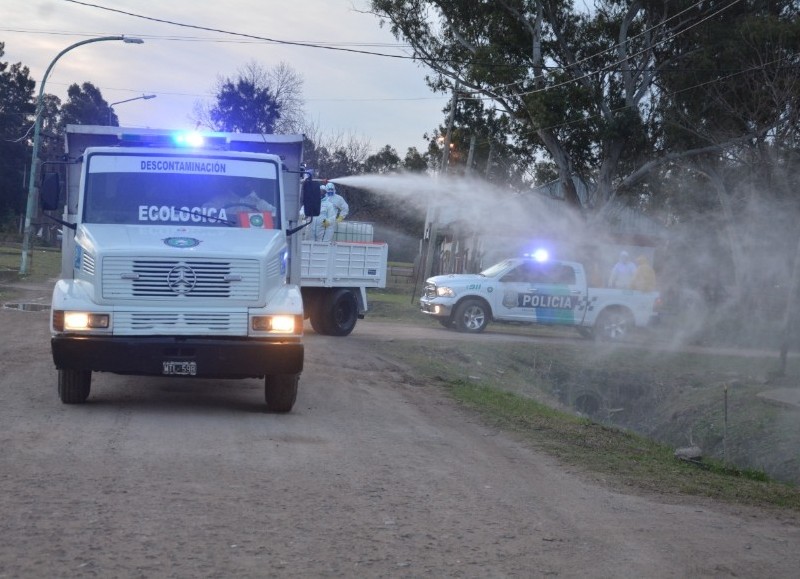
left=39, top=125, right=387, bottom=411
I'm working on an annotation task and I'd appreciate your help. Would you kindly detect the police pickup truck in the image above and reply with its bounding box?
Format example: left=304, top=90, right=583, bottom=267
left=420, top=253, right=659, bottom=340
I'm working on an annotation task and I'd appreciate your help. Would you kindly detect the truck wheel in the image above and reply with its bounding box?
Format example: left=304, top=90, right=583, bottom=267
left=264, top=374, right=299, bottom=413
left=322, top=289, right=359, bottom=336
left=58, top=369, right=91, bottom=404
left=309, top=314, right=329, bottom=335
left=308, top=299, right=329, bottom=335
left=454, top=299, right=489, bottom=333
left=595, top=308, right=633, bottom=341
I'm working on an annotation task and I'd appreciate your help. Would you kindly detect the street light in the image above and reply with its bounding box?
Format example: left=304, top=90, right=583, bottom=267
left=108, top=94, right=156, bottom=125
left=20, top=35, right=144, bottom=275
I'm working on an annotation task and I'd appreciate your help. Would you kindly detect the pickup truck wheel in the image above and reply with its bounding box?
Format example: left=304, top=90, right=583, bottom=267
left=454, top=299, right=489, bottom=333
left=322, top=289, right=358, bottom=337
left=595, top=309, right=633, bottom=341
left=264, top=374, right=299, bottom=413
left=58, top=369, right=91, bottom=404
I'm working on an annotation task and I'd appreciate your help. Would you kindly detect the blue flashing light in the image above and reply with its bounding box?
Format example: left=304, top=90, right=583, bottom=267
left=173, top=132, right=205, bottom=147
left=523, top=249, right=550, bottom=262
left=533, top=248, right=549, bottom=262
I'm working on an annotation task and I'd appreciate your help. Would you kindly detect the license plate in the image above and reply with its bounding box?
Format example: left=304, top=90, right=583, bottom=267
left=162, top=361, right=197, bottom=376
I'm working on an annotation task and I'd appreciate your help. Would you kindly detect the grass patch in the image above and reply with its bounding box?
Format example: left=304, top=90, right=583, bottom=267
left=447, top=380, right=800, bottom=510
left=0, top=244, right=61, bottom=301
left=371, top=336, right=800, bottom=510
left=0, top=244, right=61, bottom=283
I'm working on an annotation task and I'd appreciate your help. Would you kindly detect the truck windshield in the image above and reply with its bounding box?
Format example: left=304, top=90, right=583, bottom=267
left=82, top=152, right=280, bottom=228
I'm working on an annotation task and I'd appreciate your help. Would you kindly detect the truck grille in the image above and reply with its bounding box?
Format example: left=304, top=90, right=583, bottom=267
left=102, top=257, right=262, bottom=300
left=113, top=311, right=248, bottom=335
left=423, top=283, right=436, bottom=299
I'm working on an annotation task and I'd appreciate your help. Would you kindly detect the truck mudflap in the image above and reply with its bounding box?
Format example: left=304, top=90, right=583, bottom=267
left=51, top=336, right=303, bottom=379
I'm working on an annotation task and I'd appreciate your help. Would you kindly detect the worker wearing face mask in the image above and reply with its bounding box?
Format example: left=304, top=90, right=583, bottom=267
left=301, top=185, right=338, bottom=241
left=324, top=182, right=349, bottom=225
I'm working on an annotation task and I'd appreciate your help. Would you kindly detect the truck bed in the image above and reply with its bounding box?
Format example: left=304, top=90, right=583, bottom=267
left=300, top=241, right=388, bottom=288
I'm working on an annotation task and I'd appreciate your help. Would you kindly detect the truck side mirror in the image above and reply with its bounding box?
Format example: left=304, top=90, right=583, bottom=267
left=302, top=179, right=321, bottom=217
left=40, top=172, right=61, bottom=212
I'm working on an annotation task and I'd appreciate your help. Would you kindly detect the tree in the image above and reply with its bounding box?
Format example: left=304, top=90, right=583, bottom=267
left=0, top=43, right=36, bottom=220
left=36, top=93, right=63, bottom=170
left=58, top=82, right=112, bottom=129
left=370, top=0, right=798, bottom=213
left=193, top=61, right=305, bottom=134
left=403, top=147, right=428, bottom=172
left=364, top=145, right=401, bottom=174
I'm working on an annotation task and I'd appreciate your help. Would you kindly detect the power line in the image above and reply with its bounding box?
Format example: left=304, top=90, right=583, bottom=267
left=62, top=0, right=416, bottom=59
left=0, top=27, right=412, bottom=49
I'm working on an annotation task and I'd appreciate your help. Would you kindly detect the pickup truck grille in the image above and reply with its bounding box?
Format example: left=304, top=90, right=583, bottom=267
left=102, top=257, right=262, bottom=300
left=423, top=283, right=436, bottom=299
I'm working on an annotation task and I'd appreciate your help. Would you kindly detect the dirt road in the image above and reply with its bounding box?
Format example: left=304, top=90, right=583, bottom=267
left=1, top=306, right=799, bottom=577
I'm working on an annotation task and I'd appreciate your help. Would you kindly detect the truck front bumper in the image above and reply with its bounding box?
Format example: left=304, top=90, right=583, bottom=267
left=52, top=335, right=303, bottom=378
left=420, top=299, right=454, bottom=318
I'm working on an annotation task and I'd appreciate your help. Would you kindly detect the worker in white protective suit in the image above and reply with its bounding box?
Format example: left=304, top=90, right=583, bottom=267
left=302, top=185, right=338, bottom=241
left=324, top=182, right=349, bottom=225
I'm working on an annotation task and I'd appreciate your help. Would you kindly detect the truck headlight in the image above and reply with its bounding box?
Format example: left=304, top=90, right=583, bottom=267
left=55, top=311, right=110, bottom=331
left=436, top=286, right=456, bottom=297
left=251, top=315, right=301, bottom=333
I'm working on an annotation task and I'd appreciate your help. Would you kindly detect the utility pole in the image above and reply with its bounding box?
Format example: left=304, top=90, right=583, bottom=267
left=414, top=84, right=459, bottom=300
left=421, top=83, right=459, bottom=283
left=20, top=35, right=144, bottom=275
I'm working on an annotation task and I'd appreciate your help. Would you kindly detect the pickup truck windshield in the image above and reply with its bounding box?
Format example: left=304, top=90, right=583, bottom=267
left=480, top=259, right=516, bottom=277
left=82, top=152, right=280, bottom=228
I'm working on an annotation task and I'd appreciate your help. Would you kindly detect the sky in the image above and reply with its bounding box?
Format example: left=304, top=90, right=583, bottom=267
left=1, top=0, right=449, bottom=154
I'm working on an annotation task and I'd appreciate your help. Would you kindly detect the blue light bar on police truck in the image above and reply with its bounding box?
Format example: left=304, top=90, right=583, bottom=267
left=522, top=248, right=550, bottom=262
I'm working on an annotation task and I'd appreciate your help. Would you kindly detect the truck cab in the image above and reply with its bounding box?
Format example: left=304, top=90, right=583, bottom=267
left=42, top=126, right=319, bottom=411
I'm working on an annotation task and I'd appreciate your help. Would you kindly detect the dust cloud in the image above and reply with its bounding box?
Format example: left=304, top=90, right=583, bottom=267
left=333, top=172, right=800, bottom=484
left=332, top=172, right=587, bottom=262
left=332, top=172, right=799, bottom=353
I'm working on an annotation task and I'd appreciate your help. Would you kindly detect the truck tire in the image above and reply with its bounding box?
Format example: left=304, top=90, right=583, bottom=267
left=595, top=308, right=633, bottom=341
left=307, top=298, right=328, bottom=335
left=58, top=369, right=91, bottom=404
left=309, top=313, right=329, bottom=335
left=264, top=374, right=299, bottom=413
left=454, top=299, right=489, bottom=333
left=321, top=289, right=359, bottom=337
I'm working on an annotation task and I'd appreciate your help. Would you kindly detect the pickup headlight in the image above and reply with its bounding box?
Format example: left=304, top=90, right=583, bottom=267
left=436, top=286, right=456, bottom=298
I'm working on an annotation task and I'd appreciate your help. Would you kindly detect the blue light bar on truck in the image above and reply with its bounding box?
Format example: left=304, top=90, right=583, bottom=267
left=117, top=131, right=229, bottom=149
